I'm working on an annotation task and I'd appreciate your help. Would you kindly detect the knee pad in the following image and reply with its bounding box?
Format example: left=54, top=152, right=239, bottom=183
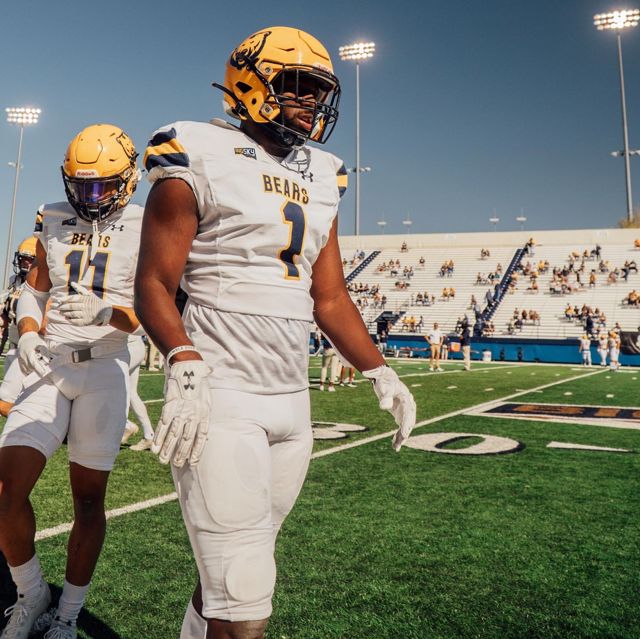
left=224, top=550, right=276, bottom=610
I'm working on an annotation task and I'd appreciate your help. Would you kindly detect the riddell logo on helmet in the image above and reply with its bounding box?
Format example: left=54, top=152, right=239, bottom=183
left=313, top=63, right=332, bottom=74
left=74, top=169, right=99, bottom=177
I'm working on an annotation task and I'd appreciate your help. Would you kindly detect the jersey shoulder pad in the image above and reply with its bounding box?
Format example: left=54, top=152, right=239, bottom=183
left=144, top=122, right=193, bottom=173
left=308, top=147, right=348, bottom=198
left=39, top=202, right=77, bottom=222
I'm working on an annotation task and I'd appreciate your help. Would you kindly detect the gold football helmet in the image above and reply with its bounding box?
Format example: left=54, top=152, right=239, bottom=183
left=13, top=236, right=37, bottom=276
left=214, top=26, right=340, bottom=148
left=61, top=124, right=139, bottom=222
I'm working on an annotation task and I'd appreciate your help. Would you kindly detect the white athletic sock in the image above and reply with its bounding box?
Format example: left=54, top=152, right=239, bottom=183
left=56, top=579, right=90, bottom=624
left=180, top=600, right=207, bottom=639
left=9, top=554, right=44, bottom=601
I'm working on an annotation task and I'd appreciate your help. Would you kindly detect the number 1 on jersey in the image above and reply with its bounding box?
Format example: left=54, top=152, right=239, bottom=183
left=279, top=201, right=306, bottom=279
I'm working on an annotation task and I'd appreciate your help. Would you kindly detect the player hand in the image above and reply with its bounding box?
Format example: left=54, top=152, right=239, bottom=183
left=57, top=282, right=113, bottom=326
left=153, top=360, right=211, bottom=467
left=17, top=331, right=53, bottom=377
left=363, top=365, right=417, bottom=452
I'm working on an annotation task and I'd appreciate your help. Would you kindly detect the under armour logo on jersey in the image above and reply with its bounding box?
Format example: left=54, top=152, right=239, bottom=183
left=234, top=147, right=257, bottom=160
left=106, top=223, right=125, bottom=232
left=62, top=217, right=77, bottom=226
left=300, top=170, right=314, bottom=182
left=182, top=370, right=196, bottom=390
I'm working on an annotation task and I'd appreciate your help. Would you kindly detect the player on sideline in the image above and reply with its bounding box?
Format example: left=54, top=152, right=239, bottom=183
left=579, top=334, right=592, bottom=366
left=597, top=331, right=608, bottom=367
left=0, top=124, right=143, bottom=639
left=121, top=333, right=155, bottom=451
left=135, top=26, right=416, bottom=639
left=608, top=331, right=621, bottom=371
left=0, top=237, right=37, bottom=417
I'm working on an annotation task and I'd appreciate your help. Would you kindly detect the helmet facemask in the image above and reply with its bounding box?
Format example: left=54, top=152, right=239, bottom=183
left=13, top=252, right=34, bottom=277
left=264, top=67, right=340, bottom=149
left=62, top=169, right=136, bottom=223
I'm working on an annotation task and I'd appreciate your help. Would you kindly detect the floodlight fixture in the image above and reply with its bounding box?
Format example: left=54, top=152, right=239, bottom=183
left=338, top=42, right=376, bottom=61
left=6, top=106, right=41, bottom=125
left=593, top=9, right=638, bottom=222
left=3, top=106, right=42, bottom=289
left=339, top=41, right=376, bottom=236
left=593, top=9, right=639, bottom=30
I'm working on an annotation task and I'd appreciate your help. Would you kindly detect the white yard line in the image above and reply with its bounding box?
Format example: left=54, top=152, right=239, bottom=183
left=35, top=367, right=604, bottom=541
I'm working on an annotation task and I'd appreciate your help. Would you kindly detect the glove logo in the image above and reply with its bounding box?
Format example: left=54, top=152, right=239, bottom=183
left=182, top=370, right=196, bottom=390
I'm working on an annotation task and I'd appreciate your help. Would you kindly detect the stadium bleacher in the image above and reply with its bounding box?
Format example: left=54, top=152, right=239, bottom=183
left=340, top=228, right=640, bottom=338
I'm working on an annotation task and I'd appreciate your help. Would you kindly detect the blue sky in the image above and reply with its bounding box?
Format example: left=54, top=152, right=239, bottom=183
left=1, top=0, right=639, bottom=260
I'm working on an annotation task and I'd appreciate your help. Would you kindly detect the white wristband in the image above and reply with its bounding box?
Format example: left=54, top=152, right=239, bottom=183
left=166, top=345, right=202, bottom=366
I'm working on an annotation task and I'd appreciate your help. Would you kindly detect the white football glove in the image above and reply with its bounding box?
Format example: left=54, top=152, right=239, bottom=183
left=17, top=331, right=53, bottom=377
left=153, top=360, right=211, bottom=467
left=363, top=365, right=417, bottom=452
left=57, top=282, right=113, bottom=326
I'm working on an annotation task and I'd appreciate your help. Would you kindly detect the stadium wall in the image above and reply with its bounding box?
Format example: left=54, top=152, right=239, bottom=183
left=386, top=334, right=640, bottom=366
left=338, top=227, right=637, bottom=250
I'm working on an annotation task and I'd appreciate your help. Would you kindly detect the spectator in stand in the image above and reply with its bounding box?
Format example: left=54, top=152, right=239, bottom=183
left=634, top=239, right=640, bottom=249
left=400, top=241, right=408, bottom=253
left=625, top=290, right=639, bottom=306
left=469, top=294, right=477, bottom=309
left=416, top=316, right=424, bottom=332
left=525, top=237, right=536, bottom=256
left=428, top=322, right=444, bottom=372
left=579, top=334, right=592, bottom=366
left=418, top=256, right=426, bottom=268
left=589, top=271, right=597, bottom=288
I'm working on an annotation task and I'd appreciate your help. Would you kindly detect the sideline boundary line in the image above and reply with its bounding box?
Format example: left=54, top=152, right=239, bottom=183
left=35, top=367, right=604, bottom=541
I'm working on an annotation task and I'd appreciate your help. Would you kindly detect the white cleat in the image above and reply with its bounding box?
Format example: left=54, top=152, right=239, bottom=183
left=328, top=385, right=336, bottom=392
left=437, top=367, right=444, bottom=372
left=1, top=582, right=51, bottom=639
left=319, top=384, right=325, bottom=391
left=121, top=422, right=139, bottom=445
left=130, top=438, right=153, bottom=452
left=43, top=616, right=77, bottom=639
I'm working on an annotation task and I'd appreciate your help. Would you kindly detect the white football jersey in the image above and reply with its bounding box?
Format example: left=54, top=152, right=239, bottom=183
left=34, top=202, right=143, bottom=347
left=144, top=119, right=347, bottom=321
left=2, top=275, right=25, bottom=346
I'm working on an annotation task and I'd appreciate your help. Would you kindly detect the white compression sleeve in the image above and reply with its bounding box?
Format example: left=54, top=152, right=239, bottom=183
left=16, top=282, right=49, bottom=328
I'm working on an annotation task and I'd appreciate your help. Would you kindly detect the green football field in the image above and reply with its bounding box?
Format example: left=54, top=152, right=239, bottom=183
left=0, top=357, right=638, bottom=638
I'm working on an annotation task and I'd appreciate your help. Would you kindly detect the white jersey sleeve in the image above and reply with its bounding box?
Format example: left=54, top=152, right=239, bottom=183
left=144, top=119, right=347, bottom=321
left=36, top=202, right=143, bottom=347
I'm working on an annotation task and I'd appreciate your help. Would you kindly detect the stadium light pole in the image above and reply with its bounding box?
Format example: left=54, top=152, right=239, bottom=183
left=3, top=107, right=41, bottom=290
left=377, top=218, right=387, bottom=234
left=594, top=9, right=639, bottom=223
left=402, top=215, right=413, bottom=235
left=489, top=216, right=500, bottom=232
left=516, top=215, right=527, bottom=231
left=339, top=41, right=375, bottom=237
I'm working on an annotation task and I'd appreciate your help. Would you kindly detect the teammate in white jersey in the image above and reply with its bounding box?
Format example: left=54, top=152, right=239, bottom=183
left=597, top=331, right=608, bottom=367
left=135, top=26, right=416, bottom=639
left=0, top=237, right=37, bottom=417
left=578, top=334, right=592, bottom=366
left=0, top=124, right=143, bottom=639
left=608, top=331, right=621, bottom=371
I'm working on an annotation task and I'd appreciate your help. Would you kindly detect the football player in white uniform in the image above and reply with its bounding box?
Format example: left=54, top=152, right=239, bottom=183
left=135, top=27, right=416, bottom=639
left=0, top=124, right=143, bottom=639
left=122, top=333, right=155, bottom=451
left=578, top=334, right=592, bottom=366
left=0, top=237, right=37, bottom=417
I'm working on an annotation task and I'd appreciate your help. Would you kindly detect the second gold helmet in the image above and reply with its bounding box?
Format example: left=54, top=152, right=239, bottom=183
left=61, top=124, right=139, bottom=223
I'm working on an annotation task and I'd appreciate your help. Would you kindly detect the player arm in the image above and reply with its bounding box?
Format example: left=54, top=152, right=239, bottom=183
left=310, top=218, right=384, bottom=372
left=134, top=178, right=202, bottom=364
left=17, top=238, right=51, bottom=336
